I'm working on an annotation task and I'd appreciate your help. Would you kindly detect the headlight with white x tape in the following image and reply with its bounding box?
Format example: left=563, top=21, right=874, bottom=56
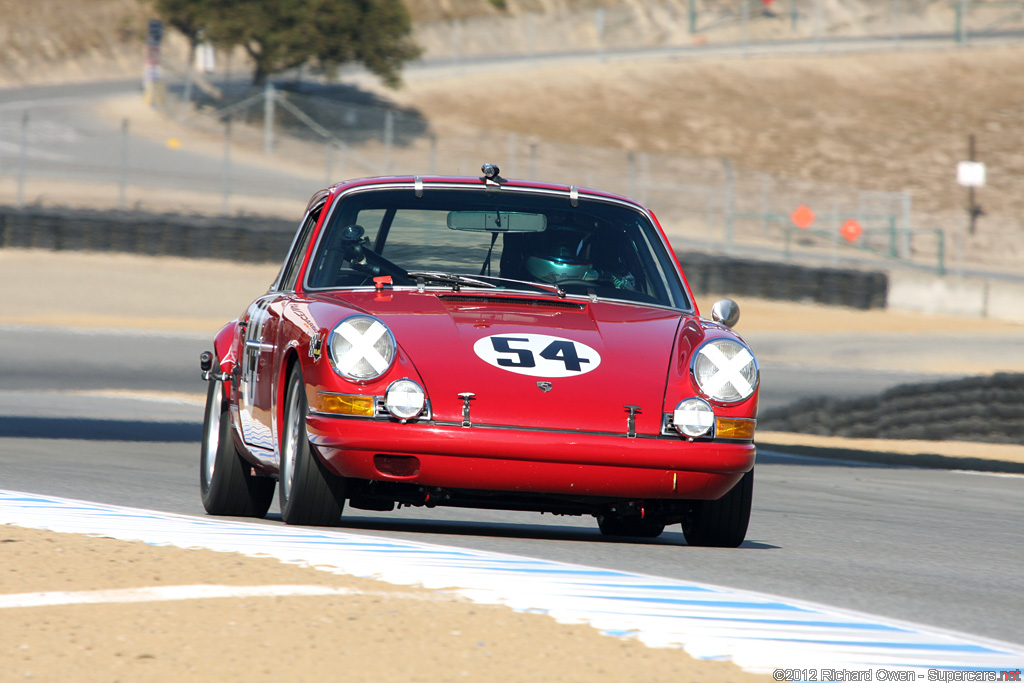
left=691, top=338, right=759, bottom=404
left=327, top=315, right=397, bottom=382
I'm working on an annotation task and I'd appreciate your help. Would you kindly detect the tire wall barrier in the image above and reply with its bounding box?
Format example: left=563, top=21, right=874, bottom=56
left=0, top=207, right=295, bottom=264
left=0, top=206, right=888, bottom=309
left=759, top=373, right=1024, bottom=445
left=675, top=251, right=889, bottom=310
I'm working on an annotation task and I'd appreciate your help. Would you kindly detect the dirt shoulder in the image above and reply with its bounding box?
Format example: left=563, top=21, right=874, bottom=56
left=0, top=524, right=767, bottom=682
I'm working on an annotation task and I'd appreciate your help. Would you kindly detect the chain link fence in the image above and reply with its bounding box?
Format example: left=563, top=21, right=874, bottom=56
left=203, top=84, right=943, bottom=273
left=412, top=0, right=1024, bottom=62
left=0, top=83, right=954, bottom=275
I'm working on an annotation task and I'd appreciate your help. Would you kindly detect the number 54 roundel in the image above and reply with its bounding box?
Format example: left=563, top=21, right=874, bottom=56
left=473, top=333, right=601, bottom=378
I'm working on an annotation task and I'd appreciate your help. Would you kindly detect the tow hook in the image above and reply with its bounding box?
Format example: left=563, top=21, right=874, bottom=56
left=200, top=351, right=232, bottom=382
left=422, top=487, right=451, bottom=508
left=606, top=500, right=646, bottom=519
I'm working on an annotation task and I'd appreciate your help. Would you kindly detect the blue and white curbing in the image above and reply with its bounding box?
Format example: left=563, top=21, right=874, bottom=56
left=1, top=489, right=1021, bottom=675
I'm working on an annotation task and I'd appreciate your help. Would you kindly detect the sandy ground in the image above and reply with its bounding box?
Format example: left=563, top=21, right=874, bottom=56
left=0, top=525, right=769, bottom=683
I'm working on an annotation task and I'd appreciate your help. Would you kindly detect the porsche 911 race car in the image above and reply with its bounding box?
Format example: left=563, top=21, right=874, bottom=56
left=200, top=164, right=759, bottom=546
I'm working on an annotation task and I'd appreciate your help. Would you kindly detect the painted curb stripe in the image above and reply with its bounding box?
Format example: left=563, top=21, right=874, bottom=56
left=0, top=585, right=354, bottom=608
left=0, top=585, right=446, bottom=609
left=1, top=490, right=1021, bottom=674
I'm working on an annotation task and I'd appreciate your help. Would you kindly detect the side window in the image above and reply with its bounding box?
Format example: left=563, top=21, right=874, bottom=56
left=278, top=205, right=323, bottom=292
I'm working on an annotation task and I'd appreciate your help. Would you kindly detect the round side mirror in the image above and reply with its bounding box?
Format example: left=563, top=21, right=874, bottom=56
left=711, top=298, right=740, bottom=328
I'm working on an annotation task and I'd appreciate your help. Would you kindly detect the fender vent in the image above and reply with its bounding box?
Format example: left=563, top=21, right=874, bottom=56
left=438, top=295, right=585, bottom=310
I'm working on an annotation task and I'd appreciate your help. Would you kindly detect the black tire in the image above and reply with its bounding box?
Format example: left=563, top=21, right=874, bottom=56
left=278, top=364, right=346, bottom=526
left=200, top=376, right=275, bottom=517
left=597, top=515, right=665, bottom=538
left=682, top=469, right=753, bottom=547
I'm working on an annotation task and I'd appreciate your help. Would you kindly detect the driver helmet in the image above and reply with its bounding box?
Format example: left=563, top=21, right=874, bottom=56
left=525, top=226, right=594, bottom=284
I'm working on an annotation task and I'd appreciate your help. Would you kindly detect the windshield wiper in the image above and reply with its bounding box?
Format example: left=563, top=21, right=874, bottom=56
left=406, top=271, right=498, bottom=292
left=480, top=277, right=566, bottom=299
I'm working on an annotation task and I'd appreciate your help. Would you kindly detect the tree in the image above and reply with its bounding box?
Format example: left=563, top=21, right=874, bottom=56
left=152, top=0, right=210, bottom=53
left=153, top=0, right=421, bottom=87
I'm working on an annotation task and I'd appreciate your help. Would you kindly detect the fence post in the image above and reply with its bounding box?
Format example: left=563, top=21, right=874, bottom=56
left=507, top=132, right=517, bottom=178
left=627, top=151, right=637, bottom=198
left=528, top=140, right=538, bottom=179
left=119, top=118, right=129, bottom=210
left=891, top=0, right=901, bottom=48
left=722, top=158, right=735, bottom=254
left=429, top=134, right=438, bottom=175
left=222, top=117, right=232, bottom=215
left=325, top=143, right=334, bottom=185
left=936, top=229, right=946, bottom=275
left=760, top=172, right=770, bottom=235
left=383, top=109, right=394, bottom=174
left=741, top=0, right=750, bottom=54
left=450, top=18, right=460, bottom=69
left=180, top=47, right=195, bottom=123
left=830, top=202, right=840, bottom=264
left=639, top=152, right=650, bottom=205
left=900, top=190, right=912, bottom=257
left=17, top=110, right=28, bottom=209
left=527, top=14, right=536, bottom=63
left=888, top=215, right=898, bottom=258
left=813, top=0, right=823, bottom=52
left=264, top=83, right=275, bottom=155
left=956, top=0, right=969, bottom=44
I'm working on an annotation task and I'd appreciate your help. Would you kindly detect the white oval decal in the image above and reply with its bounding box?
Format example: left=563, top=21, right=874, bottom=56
left=473, top=333, right=601, bottom=378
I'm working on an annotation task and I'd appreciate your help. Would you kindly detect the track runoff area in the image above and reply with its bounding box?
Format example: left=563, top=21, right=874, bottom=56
left=1, top=489, right=1021, bottom=679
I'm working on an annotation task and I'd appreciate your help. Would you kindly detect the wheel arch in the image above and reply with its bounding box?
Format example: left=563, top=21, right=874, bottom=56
left=276, top=344, right=304, bottom=452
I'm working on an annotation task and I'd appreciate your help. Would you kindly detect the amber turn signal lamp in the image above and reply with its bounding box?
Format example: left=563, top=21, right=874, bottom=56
left=715, top=417, right=756, bottom=440
left=317, top=392, right=375, bottom=416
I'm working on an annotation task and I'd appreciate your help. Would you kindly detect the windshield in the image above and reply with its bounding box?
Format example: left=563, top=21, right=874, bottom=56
left=304, top=187, right=690, bottom=309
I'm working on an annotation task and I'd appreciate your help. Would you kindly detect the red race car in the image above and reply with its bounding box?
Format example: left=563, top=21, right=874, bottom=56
left=200, top=165, right=759, bottom=546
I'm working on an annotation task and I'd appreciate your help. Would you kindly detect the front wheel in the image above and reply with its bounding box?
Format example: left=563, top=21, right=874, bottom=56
left=681, top=469, right=753, bottom=548
left=200, top=376, right=275, bottom=517
left=278, top=364, right=346, bottom=526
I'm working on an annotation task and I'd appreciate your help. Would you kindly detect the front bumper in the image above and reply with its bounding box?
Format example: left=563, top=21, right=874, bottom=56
left=306, top=415, right=755, bottom=500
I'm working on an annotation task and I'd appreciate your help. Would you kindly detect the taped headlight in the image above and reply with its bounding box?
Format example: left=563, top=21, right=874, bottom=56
left=692, top=338, right=758, bottom=403
left=673, top=398, right=715, bottom=438
left=384, top=379, right=426, bottom=421
left=328, top=315, right=396, bottom=381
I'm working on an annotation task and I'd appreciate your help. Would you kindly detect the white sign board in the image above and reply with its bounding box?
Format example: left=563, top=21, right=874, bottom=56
left=957, top=161, right=986, bottom=188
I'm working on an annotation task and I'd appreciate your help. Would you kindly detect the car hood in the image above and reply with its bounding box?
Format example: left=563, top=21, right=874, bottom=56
left=323, top=290, right=685, bottom=436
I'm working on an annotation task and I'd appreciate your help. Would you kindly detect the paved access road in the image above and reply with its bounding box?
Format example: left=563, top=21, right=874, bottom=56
left=0, top=326, right=1021, bottom=646
left=0, top=80, right=321, bottom=207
